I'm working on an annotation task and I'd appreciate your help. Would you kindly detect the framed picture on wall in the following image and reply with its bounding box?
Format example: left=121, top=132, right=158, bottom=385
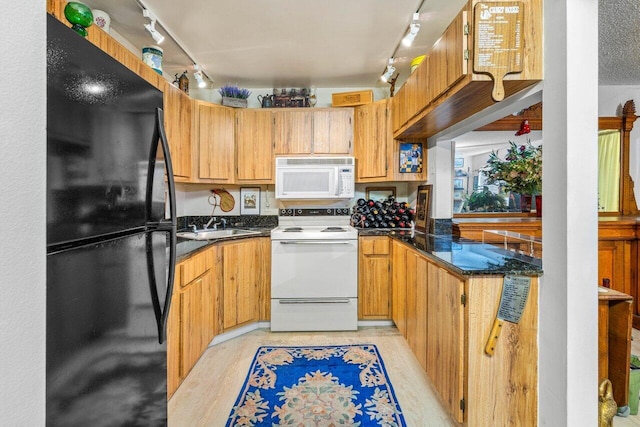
left=240, top=187, right=260, bottom=215
left=415, top=184, right=433, bottom=233
left=454, top=157, right=464, bottom=168
left=399, top=142, right=423, bottom=173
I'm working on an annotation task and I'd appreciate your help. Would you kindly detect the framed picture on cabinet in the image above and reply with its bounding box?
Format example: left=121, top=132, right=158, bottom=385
left=240, top=187, right=260, bottom=215
left=399, top=142, right=423, bottom=173
left=415, top=184, right=432, bottom=233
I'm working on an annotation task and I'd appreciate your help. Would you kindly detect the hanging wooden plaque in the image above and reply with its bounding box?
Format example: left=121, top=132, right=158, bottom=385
left=473, top=2, right=524, bottom=101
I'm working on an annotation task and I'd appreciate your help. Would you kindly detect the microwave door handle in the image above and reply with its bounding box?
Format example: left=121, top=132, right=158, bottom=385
left=335, top=171, right=339, bottom=196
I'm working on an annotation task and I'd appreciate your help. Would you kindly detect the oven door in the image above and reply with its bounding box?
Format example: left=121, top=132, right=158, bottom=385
left=271, top=238, right=357, bottom=298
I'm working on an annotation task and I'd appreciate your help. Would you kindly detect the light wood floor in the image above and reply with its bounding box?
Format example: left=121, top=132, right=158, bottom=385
left=169, top=326, right=640, bottom=426
left=169, top=326, right=456, bottom=426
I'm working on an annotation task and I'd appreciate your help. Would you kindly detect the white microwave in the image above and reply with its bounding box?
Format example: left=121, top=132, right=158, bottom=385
left=275, top=157, right=355, bottom=199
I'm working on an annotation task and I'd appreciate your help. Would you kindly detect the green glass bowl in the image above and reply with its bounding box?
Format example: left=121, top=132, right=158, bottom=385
left=64, top=2, right=93, bottom=37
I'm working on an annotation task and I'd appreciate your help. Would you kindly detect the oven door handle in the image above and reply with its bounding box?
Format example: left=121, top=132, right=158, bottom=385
left=279, top=299, right=351, bottom=304
left=278, top=240, right=353, bottom=245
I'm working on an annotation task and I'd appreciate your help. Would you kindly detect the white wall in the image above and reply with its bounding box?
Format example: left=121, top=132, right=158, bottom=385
left=0, top=1, right=46, bottom=424
left=599, top=86, right=640, bottom=199
left=189, top=86, right=390, bottom=109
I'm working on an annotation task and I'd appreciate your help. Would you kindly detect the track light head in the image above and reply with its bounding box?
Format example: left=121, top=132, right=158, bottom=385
left=143, top=9, right=165, bottom=44
left=402, top=13, right=421, bottom=47
left=193, top=64, right=207, bottom=88
left=380, top=58, right=396, bottom=83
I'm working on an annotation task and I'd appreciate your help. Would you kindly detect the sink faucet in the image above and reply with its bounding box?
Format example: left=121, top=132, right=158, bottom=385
left=188, top=224, right=198, bottom=233
left=204, top=217, right=226, bottom=230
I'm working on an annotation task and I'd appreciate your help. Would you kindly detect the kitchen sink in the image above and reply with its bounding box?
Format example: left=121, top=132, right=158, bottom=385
left=176, top=228, right=261, bottom=240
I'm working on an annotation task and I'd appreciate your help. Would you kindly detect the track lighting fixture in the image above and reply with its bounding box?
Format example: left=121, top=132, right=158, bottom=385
left=143, top=9, right=165, bottom=44
left=402, top=12, right=421, bottom=47
left=380, top=58, right=396, bottom=83
left=193, top=64, right=206, bottom=88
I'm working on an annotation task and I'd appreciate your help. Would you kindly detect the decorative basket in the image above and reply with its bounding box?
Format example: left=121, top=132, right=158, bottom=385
left=221, top=96, right=248, bottom=108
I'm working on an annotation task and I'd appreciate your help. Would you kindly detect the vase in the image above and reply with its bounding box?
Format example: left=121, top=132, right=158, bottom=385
left=64, top=2, right=93, bottom=37
left=520, top=194, right=532, bottom=213
left=535, top=194, right=542, bottom=217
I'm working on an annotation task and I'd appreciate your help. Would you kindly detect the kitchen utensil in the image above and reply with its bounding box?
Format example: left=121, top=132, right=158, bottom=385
left=484, top=275, right=531, bottom=356
left=258, top=94, right=273, bottom=108
left=472, top=2, right=524, bottom=101
left=212, top=189, right=235, bottom=212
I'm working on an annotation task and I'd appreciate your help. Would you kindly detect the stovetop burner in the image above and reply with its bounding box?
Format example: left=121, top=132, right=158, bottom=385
left=284, top=227, right=303, bottom=232
left=322, top=227, right=346, bottom=232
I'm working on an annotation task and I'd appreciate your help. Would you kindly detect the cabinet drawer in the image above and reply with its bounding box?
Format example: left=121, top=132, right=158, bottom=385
left=360, top=236, right=390, bottom=255
left=181, top=249, right=214, bottom=286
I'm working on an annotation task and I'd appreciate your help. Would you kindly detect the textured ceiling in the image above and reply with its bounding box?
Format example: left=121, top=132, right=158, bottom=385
left=599, top=0, right=640, bottom=85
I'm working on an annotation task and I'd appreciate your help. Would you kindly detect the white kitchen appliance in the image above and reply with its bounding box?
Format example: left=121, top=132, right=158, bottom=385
left=275, top=157, right=355, bottom=200
left=270, top=208, right=358, bottom=331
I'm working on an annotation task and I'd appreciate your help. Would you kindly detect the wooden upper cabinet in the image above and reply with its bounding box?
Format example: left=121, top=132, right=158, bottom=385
left=163, top=82, right=192, bottom=180
left=354, top=100, right=389, bottom=181
left=194, top=100, right=235, bottom=182
left=274, top=108, right=353, bottom=155
left=236, top=109, right=274, bottom=183
left=312, top=109, right=353, bottom=154
left=274, top=110, right=313, bottom=154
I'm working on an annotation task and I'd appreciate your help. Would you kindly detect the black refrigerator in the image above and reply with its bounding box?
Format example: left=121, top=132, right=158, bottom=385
left=46, top=15, right=176, bottom=426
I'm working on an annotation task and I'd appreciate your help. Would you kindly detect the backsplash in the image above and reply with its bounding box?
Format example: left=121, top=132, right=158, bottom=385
left=177, top=215, right=278, bottom=231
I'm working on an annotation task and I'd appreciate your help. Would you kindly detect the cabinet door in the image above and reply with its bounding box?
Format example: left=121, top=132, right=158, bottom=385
left=163, top=82, right=192, bottom=180
left=426, top=263, right=465, bottom=423
left=257, top=237, right=272, bottom=321
left=195, top=101, right=235, bottom=182
left=313, top=109, right=353, bottom=154
left=413, top=255, right=428, bottom=371
left=354, top=100, right=389, bottom=181
left=166, top=263, right=183, bottom=398
left=223, top=239, right=259, bottom=330
left=405, top=251, right=418, bottom=352
left=598, top=239, right=633, bottom=295
left=180, top=273, right=211, bottom=377
left=391, top=241, right=408, bottom=337
left=236, top=109, right=274, bottom=183
left=274, top=110, right=313, bottom=154
left=358, top=236, right=391, bottom=319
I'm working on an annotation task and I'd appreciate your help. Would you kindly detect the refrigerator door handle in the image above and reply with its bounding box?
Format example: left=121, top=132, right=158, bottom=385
left=145, top=108, right=177, bottom=344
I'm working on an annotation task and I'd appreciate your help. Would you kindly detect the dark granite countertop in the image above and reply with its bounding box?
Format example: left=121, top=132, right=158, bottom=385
left=359, top=228, right=542, bottom=277
left=175, top=227, right=273, bottom=261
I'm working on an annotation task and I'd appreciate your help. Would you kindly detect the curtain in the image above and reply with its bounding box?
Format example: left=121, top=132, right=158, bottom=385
left=598, top=130, right=621, bottom=211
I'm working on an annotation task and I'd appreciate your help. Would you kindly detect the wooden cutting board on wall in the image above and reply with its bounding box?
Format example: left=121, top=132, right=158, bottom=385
left=473, top=1, right=525, bottom=101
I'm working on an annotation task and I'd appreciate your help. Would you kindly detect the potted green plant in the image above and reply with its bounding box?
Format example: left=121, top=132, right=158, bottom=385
left=218, top=84, right=251, bottom=108
left=464, top=186, right=508, bottom=212
left=482, top=141, right=542, bottom=212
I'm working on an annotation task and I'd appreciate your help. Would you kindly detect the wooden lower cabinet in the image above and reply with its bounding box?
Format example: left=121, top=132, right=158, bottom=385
left=391, top=240, right=408, bottom=337
left=391, top=241, right=538, bottom=425
left=426, top=263, right=465, bottom=423
left=358, top=236, right=391, bottom=319
left=222, top=238, right=262, bottom=331
left=167, top=246, right=221, bottom=398
left=168, top=237, right=269, bottom=397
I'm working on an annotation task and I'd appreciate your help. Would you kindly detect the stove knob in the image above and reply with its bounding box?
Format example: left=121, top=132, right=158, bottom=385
left=297, top=209, right=303, bottom=215
left=287, top=209, right=293, bottom=215
left=326, top=209, right=332, bottom=214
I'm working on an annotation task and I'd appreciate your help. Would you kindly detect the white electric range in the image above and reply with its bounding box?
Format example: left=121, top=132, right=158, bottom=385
left=270, top=208, right=358, bottom=331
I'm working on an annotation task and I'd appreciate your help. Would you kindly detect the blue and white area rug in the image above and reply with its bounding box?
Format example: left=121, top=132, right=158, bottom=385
left=226, top=344, right=406, bottom=426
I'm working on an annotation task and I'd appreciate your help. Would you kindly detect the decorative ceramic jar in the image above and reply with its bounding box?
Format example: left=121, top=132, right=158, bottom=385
left=142, top=46, right=163, bottom=75
left=92, top=9, right=110, bottom=33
